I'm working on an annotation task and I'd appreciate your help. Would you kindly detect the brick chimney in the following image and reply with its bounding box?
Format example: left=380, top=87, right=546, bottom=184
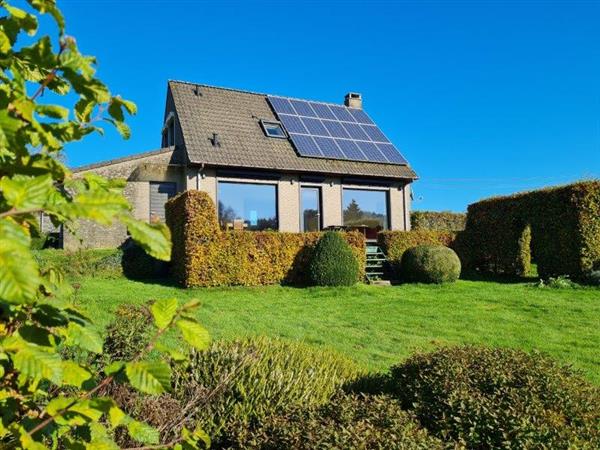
left=344, top=92, right=362, bottom=109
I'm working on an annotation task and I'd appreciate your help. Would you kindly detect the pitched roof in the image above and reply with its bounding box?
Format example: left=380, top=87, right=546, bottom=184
left=169, top=80, right=417, bottom=180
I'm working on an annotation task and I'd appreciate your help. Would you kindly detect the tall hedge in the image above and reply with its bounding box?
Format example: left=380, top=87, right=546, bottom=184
left=166, top=191, right=365, bottom=287
left=458, top=181, right=600, bottom=278
left=378, top=230, right=456, bottom=273
left=411, top=211, right=466, bottom=231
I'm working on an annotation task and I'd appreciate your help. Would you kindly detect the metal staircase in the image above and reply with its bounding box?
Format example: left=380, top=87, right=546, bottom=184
left=365, top=245, right=388, bottom=283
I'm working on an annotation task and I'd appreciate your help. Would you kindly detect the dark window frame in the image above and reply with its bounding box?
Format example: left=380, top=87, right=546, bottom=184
left=260, top=119, right=288, bottom=139
left=341, top=187, right=391, bottom=231
left=216, top=180, right=279, bottom=231
left=299, top=185, right=322, bottom=232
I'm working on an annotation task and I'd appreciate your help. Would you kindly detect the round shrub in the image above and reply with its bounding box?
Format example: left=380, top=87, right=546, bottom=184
left=170, top=337, right=361, bottom=446
left=233, top=392, right=444, bottom=449
left=400, top=245, right=461, bottom=283
left=121, top=239, right=168, bottom=280
left=308, top=231, right=360, bottom=286
left=390, top=346, right=600, bottom=449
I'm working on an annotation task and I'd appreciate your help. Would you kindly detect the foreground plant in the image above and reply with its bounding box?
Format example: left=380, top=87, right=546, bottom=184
left=0, top=1, right=209, bottom=448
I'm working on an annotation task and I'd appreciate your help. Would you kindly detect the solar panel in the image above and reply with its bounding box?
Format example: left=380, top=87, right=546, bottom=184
left=267, top=95, right=408, bottom=166
left=314, top=136, right=345, bottom=159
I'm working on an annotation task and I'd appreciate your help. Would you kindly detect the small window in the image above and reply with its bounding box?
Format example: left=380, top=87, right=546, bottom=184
left=260, top=120, right=287, bottom=138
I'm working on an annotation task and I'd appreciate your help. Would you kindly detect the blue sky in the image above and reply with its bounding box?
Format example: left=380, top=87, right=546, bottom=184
left=35, top=1, right=600, bottom=211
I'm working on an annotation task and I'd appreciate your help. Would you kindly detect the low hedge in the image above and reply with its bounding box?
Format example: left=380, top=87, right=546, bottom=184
left=459, top=181, right=600, bottom=278
left=309, top=231, right=360, bottom=286
left=166, top=191, right=365, bottom=287
left=33, top=248, right=123, bottom=279
left=411, top=211, right=466, bottom=232
left=378, top=230, right=456, bottom=275
left=391, top=346, right=600, bottom=449
left=235, top=392, right=444, bottom=449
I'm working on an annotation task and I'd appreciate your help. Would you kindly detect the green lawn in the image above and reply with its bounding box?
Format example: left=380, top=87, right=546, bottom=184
left=75, top=277, right=600, bottom=382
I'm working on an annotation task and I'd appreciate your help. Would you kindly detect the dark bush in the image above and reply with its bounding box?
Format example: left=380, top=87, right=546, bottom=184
left=233, top=392, right=444, bottom=449
left=121, top=239, right=169, bottom=280
left=400, top=245, right=461, bottom=283
left=308, top=231, right=360, bottom=286
left=167, top=337, right=360, bottom=446
left=584, top=270, right=600, bottom=286
left=390, top=346, right=600, bottom=449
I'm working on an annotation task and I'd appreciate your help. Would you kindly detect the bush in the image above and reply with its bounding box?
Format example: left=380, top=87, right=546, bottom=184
left=400, top=245, right=461, bottom=283
left=166, top=191, right=365, bottom=287
left=584, top=270, right=600, bottom=286
left=378, top=230, right=455, bottom=276
left=103, top=303, right=154, bottom=361
left=411, top=211, right=466, bottom=232
left=390, top=346, right=600, bottom=449
left=459, top=181, right=600, bottom=278
left=34, top=248, right=123, bottom=278
left=121, top=238, right=169, bottom=280
left=167, top=338, right=360, bottom=446
left=234, top=392, right=444, bottom=449
left=308, top=231, right=360, bottom=286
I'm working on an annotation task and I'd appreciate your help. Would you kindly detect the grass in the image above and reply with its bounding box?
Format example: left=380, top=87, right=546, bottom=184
left=74, top=277, right=600, bottom=383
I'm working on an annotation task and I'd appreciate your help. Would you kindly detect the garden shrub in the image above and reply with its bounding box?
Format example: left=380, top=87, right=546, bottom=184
left=308, top=231, right=360, bottom=286
left=34, top=248, right=123, bottom=278
left=459, top=181, right=600, bottom=279
left=103, top=303, right=154, bottom=361
left=378, top=230, right=455, bottom=275
left=411, top=211, right=466, bottom=232
left=390, top=346, right=600, bottom=449
left=232, top=392, right=444, bottom=449
left=167, top=337, right=361, bottom=446
left=166, top=191, right=365, bottom=287
left=583, top=269, right=600, bottom=286
left=400, top=245, right=461, bottom=283
left=121, top=238, right=169, bottom=280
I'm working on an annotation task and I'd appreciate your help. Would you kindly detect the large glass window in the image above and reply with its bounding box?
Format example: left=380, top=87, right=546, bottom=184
left=342, top=188, right=389, bottom=237
left=218, top=182, right=278, bottom=231
left=301, top=187, right=321, bottom=232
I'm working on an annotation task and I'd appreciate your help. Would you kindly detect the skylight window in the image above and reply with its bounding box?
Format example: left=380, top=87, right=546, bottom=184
left=260, top=120, right=287, bottom=139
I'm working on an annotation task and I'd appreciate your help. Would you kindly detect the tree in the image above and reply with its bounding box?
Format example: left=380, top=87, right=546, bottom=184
left=343, top=199, right=363, bottom=225
left=0, top=2, right=209, bottom=448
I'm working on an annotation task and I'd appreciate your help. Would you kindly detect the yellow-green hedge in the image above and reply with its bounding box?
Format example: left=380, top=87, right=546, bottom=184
left=166, top=191, right=365, bottom=287
left=411, top=211, right=466, bottom=232
left=378, top=230, right=456, bottom=272
left=457, top=180, right=600, bottom=278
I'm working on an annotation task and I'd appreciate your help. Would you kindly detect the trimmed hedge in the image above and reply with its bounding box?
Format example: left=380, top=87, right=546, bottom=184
left=391, top=346, right=600, bottom=449
left=458, top=181, right=600, bottom=278
left=235, top=393, right=444, bottom=449
left=166, top=191, right=365, bottom=287
left=411, top=211, right=466, bottom=232
left=400, top=245, right=461, bottom=284
left=378, top=230, right=455, bottom=275
left=33, top=248, right=123, bottom=279
left=309, top=231, right=360, bottom=286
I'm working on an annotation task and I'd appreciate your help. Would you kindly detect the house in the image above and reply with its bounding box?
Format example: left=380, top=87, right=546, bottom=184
left=61, top=81, right=417, bottom=249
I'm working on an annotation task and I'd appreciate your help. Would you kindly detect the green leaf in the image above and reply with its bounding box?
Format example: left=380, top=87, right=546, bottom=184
left=108, top=405, right=127, bottom=428
left=36, top=104, right=69, bottom=119
left=127, top=420, right=159, bottom=445
left=125, top=361, right=171, bottom=395
left=104, top=361, right=125, bottom=375
left=0, top=174, right=53, bottom=210
left=13, top=345, right=62, bottom=384
left=121, top=215, right=172, bottom=261
left=0, top=225, right=40, bottom=303
left=151, top=298, right=178, bottom=330
left=65, top=322, right=103, bottom=354
left=176, top=320, right=210, bottom=351
left=61, top=361, right=92, bottom=387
